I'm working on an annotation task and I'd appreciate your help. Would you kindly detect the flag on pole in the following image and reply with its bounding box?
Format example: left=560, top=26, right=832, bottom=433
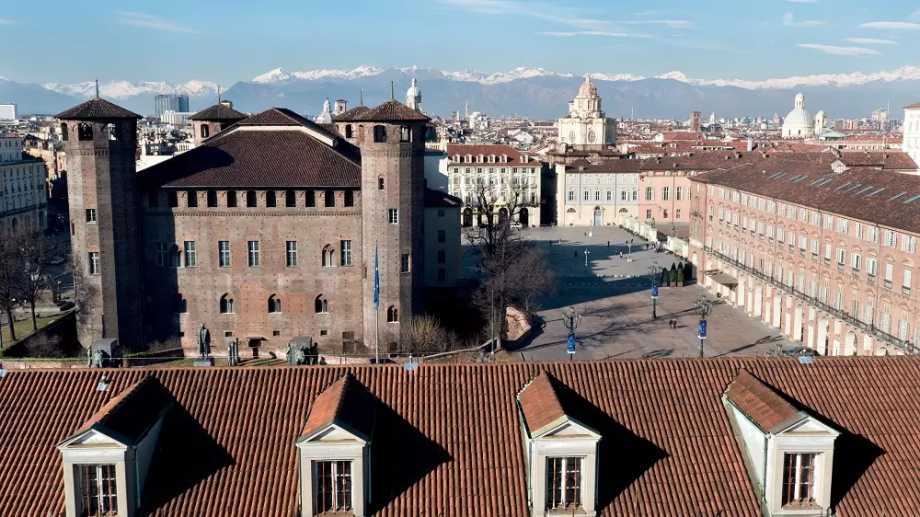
left=372, top=242, right=380, bottom=310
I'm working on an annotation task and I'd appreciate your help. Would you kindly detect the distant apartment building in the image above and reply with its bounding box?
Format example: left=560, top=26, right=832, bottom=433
left=555, top=160, right=639, bottom=226
left=161, top=110, right=194, bottom=126
left=154, top=94, right=190, bottom=116
left=0, top=133, right=48, bottom=238
left=445, top=144, right=543, bottom=227
left=0, top=104, right=16, bottom=121
left=689, top=150, right=920, bottom=356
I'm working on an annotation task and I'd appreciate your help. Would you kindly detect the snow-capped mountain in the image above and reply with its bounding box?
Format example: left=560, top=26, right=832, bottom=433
left=43, top=79, right=219, bottom=99
left=6, top=65, right=920, bottom=118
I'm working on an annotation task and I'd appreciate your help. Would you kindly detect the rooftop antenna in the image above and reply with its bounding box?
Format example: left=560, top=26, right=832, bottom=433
left=359, top=89, right=365, bottom=107
left=217, top=85, right=222, bottom=103
left=390, top=81, right=395, bottom=101
left=94, top=79, right=100, bottom=99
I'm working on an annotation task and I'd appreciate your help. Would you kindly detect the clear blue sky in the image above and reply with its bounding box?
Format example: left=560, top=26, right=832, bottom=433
left=2, top=0, right=919, bottom=84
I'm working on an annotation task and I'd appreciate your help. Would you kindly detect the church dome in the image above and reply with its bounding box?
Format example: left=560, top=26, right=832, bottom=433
left=782, top=93, right=814, bottom=138
left=577, top=76, right=597, bottom=98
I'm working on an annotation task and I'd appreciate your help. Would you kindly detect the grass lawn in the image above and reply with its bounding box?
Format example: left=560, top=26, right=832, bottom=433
left=0, top=314, right=61, bottom=349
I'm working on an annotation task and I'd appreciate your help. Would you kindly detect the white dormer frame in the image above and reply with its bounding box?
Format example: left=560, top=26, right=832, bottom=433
left=522, top=416, right=601, bottom=517
left=57, top=429, right=135, bottom=517
left=723, top=397, right=840, bottom=517
left=297, top=423, right=371, bottom=517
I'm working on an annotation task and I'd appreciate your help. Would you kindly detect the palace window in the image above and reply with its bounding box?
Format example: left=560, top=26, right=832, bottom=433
left=313, top=460, right=352, bottom=514
left=388, top=209, right=399, bottom=224
left=183, top=241, right=197, bottom=268
left=344, top=190, right=354, bottom=207
left=85, top=209, right=97, bottom=224
left=219, top=294, right=234, bottom=314
left=782, top=453, right=816, bottom=507
left=200, top=124, right=210, bottom=139
left=246, top=190, right=257, bottom=208
left=77, top=123, right=94, bottom=141
left=207, top=190, right=218, bottom=207
left=662, top=187, right=670, bottom=201
left=61, top=123, right=68, bottom=141
left=546, top=457, right=582, bottom=510
left=325, top=190, right=335, bottom=208
left=340, top=240, right=352, bottom=266
left=286, top=241, right=297, bottom=267
left=266, top=191, right=276, bottom=207
left=373, top=125, right=387, bottom=143
left=218, top=241, right=231, bottom=267
left=387, top=305, right=398, bottom=323
left=268, top=295, right=281, bottom=314
left=345, top=124, right=353, bottom=138
left=401, top=253, right=410, bottom=273
left=645, top=186, right=653, bottom=201
left=227, top=191, right=237, bottom=208
left=77, top=464, right=118, bottom=517
left=378, top=177, right=385, bottom=190
left=187, top=190, right=198, bottom=208
left=315, top=295, right=329, bottom=314
left=285, top=190, right=296, bottom=207
left=247, top=240, right=260, bottom=267
left=322, top=245, right=335, bottom=268
left=88, top=252, right=100, bottom=275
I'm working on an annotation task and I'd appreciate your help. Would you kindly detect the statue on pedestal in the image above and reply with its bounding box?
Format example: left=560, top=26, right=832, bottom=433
left=197, top=324, right=211, bottom=358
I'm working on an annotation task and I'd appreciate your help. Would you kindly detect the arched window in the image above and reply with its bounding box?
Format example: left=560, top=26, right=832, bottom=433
left=60, top=123, right=68, bottom=141
left=175, top=294, right=187, bottom=313
left=373, top=125, right=387, bottom=143
left=378, top=177, right=385, bottom=190
left=322, top=245, right=335, bottom=268
left=106, top=123, right=117, bottom=141
left=400, top=126, right=411, bottom=142
left=387, top=305, right=398, bottom=323
left=200, top=124, right=210, bottom=138
left=345, top=124, right=353, bottom=138
left=219, top=294, right=234, bottom=314
left=77, top=123, right=94, bottom=141
left=315, top=295, right=329, bottom=314
left=268, top=294, right=281, bottom=313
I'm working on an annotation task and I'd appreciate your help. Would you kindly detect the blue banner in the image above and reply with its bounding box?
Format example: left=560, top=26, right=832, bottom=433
left=567, top=334, right=576, bottom=354
left=698, top=320, right=708, bottom=339
left=373, top=242, right=380, bottom=310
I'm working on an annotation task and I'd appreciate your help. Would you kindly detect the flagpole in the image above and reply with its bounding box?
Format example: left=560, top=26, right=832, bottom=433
left=374, top=241, right=380, bottom=364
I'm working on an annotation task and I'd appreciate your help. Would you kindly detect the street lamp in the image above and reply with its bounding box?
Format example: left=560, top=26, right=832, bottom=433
left=648, top=263, right=660, bottom=320
left=583, top=248, right=591, bottom=268
left=563, top=307, right=579, bottom=360
left=696, top=296, right=713, bottom=358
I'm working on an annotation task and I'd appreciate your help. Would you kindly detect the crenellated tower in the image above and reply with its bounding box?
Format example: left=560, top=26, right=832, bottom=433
left=355, top=100, right=429, bottom=353
left=58, top=97, right=144, bottom=349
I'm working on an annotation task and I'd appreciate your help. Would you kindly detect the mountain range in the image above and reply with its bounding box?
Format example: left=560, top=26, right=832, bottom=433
left=3, top=65, right=920, bottom=120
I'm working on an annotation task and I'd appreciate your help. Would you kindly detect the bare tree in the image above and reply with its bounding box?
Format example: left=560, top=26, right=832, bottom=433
left=466, top=182, right=554, bottom=345
left=405, top=315, right=449, bottom=355
left=0, top=240, right=20, bottom=343
left=15, top=234, right=49, bottom=331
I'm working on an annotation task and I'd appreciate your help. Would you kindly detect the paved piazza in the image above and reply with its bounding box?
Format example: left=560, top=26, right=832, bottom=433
left=484, top=226, right=792, bottom=361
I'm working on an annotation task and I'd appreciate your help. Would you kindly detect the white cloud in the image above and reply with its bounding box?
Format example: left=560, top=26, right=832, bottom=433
left=860, top=21, right=920, bottom=30
left=786, top=0, right=818, bottom=3
left=0, top=17, right=14, bottom=24
left=541, top=30, right=650, bottom=38
left=115, top=11, right=198, bottom=33
left=438, top=0, right=608, bottom=30
left=621, top=19, right=693, bottom=29
left=845, top=37, right=897, bottom=45
left=783, top=12, right=826, bottom=27
left=797, top=43, right=880, bottom=56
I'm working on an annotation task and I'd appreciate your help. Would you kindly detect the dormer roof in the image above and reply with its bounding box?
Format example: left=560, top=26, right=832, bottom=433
left=60, top=375, right=172, bottom=446
left=300, top=373, right=376, bottom=441
left=517, top=371, right=567, bottom=435
left=56, top=98, right=141, bottom=121
left=724, top=369, right=806, bottom=434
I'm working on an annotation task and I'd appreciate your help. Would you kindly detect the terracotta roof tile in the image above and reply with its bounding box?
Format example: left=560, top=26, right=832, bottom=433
left=724, top=370, right=802, bottom=433
left=517, top=371, right=566, bottom=434
left=334, top=105, right=371, bottom=122
left=189, top=103, right=247, bottom=122
left=354, top=100, right=429, bottom=122
left=68, top=375, right=172, bottom=444
left=2, top=358, right=920, bottom=516
left=301, top=373, right=375, bottom=439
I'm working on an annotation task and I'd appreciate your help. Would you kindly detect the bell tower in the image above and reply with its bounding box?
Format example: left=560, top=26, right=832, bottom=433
left=58, top=97, right=144, bottom=349
left=355, top=100, right=429, bottom=354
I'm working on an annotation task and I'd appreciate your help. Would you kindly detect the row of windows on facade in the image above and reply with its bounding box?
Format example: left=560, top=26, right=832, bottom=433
left=568, top=186, right=686, bottom=203
left=713, top=186, right=920, bottom=253
left=88, top=241, right=414, bottom=274
left=450, top=166, right=538, bottom=174
left=712, top=244, right=918, bottom=342
left=459, top=193, right=538, bottom=207
left=713, top=222, right=916, bottom=293
left=60, top=122, right=120, bottom=142
left=452, top=175, right=538, bottom=186
left=70, top=451, right=823, bottom=515
left=450, top=154, right=529, bottom=164
left=208, top=293, right=399, bottom=321
left=341, top=123, right=416, bottom=143
left=152, top=188, right=357, bottom=209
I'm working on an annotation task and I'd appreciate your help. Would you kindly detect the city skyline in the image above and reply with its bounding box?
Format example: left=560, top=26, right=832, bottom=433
left=2, top=0, right=920, bottom=85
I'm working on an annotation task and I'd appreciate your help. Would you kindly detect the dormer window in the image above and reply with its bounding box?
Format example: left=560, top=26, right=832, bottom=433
left=77, top=463, right=118, bottom=516
left=517, top=372, right=600, bottom=517
left=723, top=370, right=839, bottom=517
left=297, top=373, right=375, bottom=517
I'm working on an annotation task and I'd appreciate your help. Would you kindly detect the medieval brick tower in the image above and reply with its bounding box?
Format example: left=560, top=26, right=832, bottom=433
left=58, top=98, right=144, bottom=350
left=355, top=101, right=429, bottom=353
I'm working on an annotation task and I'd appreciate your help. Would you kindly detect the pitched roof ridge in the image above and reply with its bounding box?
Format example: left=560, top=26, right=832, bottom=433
left=724, top=369, right=803, bottom=433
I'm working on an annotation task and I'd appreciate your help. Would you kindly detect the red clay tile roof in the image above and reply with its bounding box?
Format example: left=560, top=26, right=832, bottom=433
left=724, top=370, right=803, bottom=433
left=904, top=102, right=920, bottom=110
left=139, top=111, right=362, bottom=189
left=3, top=358, right=920, bottom=515
left=517, top=371, right=567, bottom=435
left=354, top=100, right=429, bottom=122
left=301, top=373, right=375, bottom=440
left=56, top=98, right=142, bottom=120
left=334, top=105, right=371, bottom=122
left=692, top=154, right=920, bottom=234
left=189, top=103, right=247, bottom=122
